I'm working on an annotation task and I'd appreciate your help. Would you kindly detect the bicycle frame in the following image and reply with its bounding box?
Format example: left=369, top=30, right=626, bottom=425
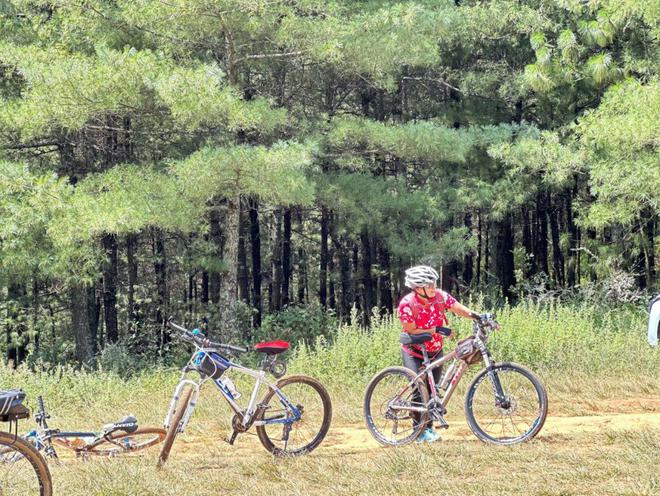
left=164, top=348, right=301, bottom=436
left=27, top=398, right=141, bottom=458
left=389, top=325, right=508, bottom=415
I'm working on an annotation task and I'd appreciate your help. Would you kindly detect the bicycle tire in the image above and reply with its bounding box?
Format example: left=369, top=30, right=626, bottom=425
left=157, top=386, right=193, bottom=467
left=465, top=362, right=548, bottom=445
left=256, top=375, right=332, bottom=456
left=85, top=427, right=167, bottom=456
left=363, top=366, right=429, bottom=446
left=0, top=430, right=53, bottom=496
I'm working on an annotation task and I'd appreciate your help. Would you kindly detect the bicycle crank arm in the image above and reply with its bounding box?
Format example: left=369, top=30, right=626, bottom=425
left=225, top=430, right=239, bottom=445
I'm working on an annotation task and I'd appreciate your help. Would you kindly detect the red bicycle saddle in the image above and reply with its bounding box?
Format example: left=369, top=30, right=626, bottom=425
left=254, top=341, right=289, bottom=354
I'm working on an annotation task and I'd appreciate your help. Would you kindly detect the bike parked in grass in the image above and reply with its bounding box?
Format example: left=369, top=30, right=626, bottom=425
left=19, top=395, right=166, bottom=459
left=158, top=318, right=332, bottom=466
left=0, top=390, right=52, bottom=496
left=364, top=314, right=548, bottom=446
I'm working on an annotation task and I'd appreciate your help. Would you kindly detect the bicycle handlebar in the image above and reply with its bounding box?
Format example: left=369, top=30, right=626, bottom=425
left=166, top=318, right=248, bottom=353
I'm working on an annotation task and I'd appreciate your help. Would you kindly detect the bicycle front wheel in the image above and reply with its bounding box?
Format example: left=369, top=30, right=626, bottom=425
left=465, top=362, right=548, bottom=445
left=157, top=386, right=193, bottom=467
left=363, top=366, right=429, bottom=446
left=256, top=375, right=332, bottom=457
left=86, top=427, right=167, bottom=456
left=0, top=431, right=53, bottom=496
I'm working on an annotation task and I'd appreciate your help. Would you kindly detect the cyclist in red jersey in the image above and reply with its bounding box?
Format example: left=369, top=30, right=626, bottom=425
left=398, top=265, right=481, bottom=443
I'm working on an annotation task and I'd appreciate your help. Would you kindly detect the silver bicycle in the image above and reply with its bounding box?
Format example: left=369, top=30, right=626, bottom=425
left=158, top=319, right=332, bottom=465
left=363, top=314, right=548, bottom=446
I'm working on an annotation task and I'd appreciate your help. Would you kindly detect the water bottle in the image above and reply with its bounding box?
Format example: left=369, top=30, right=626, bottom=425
left=220, top=377, right=241, bottom=399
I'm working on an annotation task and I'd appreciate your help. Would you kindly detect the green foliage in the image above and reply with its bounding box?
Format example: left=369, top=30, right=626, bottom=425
left=255, top=304, right=337, bottom=347
left=0, top=161, right=71, bottom=277
left=328, top=116, right=473, bottom=164
left=290, top=302, right=659, bottom=387
left=173, top=141, right=316, bottom=205
left=578, top=78, right=660, bottom=227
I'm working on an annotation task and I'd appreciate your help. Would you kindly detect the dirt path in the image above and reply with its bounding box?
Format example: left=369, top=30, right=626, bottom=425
left=168, top=410, right=660, bottom=456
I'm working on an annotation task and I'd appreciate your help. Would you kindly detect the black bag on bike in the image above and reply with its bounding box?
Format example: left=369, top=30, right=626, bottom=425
left=194, top=352, right=229, bottom=380
left=0, top=389, right=30, bottom=422
left=455, top=338, right=483, bottom=365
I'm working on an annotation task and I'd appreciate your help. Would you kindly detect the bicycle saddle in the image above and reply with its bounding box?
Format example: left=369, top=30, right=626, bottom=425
left=103, top=415, right=138, bottom=436
left=399, top=333, right=433, bottom=345
left=0, top=389, right=29, bottom=422
left=254, top=340, right=289, bottom=355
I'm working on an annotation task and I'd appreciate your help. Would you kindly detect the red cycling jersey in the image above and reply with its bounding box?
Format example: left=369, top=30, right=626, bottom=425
left=398, top=290, right=457, bottom=357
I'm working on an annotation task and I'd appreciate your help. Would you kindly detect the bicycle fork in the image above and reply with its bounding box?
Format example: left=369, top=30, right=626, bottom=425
left=164, top=379, right=200, bottom=435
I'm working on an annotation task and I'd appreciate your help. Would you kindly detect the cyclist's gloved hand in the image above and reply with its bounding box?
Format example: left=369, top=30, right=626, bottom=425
left=435, top=326, right=455, bottom=339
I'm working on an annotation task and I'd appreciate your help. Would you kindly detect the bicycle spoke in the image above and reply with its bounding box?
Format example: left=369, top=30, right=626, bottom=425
left=364, top=368, right=428, bottom=446
left=467, top=365, right=546, bottom=444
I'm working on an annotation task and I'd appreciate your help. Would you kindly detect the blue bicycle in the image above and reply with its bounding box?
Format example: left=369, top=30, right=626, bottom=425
left=157, top=319, right=332, bottom=465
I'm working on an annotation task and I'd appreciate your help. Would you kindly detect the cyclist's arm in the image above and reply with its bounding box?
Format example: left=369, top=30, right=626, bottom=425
left=448, top=301, right=479, bottom=319
left=401, top=322, right=432, bottom=335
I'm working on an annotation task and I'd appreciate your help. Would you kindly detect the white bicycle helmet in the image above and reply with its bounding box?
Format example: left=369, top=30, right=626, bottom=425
left=404, top=265, right=439, bottom=289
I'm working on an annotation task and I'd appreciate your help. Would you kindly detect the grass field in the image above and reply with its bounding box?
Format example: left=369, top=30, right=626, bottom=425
left=1, top=303, right=658, bottom=495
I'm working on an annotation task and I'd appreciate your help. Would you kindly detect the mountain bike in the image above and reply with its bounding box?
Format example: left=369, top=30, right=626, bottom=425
left=22, top=395, right=166, bottom=459
left=0, top=390, right=53, bottom=496
left=364, top=314, right=548, bottom=446
left=158, top=318, right=332, bottom=466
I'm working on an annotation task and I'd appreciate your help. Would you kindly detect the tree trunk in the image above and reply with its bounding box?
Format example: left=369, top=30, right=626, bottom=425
left=152, top=229, right=168, bottom=343
left=535, top=192, right=549, bottom=275
left=102, top=233, right=119, bottom=344
left=522, top=207, right=536, bottom=278
left=565, top=190, right=578, bottom=288
left=548, top=195, right=565, bottom=287
left=201, top=272, right=209, bottom=304
left=493, top=213, right=516, bottom=301
left=361, top=231, right=375, bottom=326
left=476, top=211, right=482, bottom=286
left=71, top=283, right=94, bottom=365
left=282, top=207, right=292, bottom=306
left=319, top=206, right=329, bottom=308
left=249, top=197, right=262, bottom=327
left=6, top=282, right=27, bottom=366
left=271, top=208, right=283, bottom=312
left=463, top=212, right=474, bottom=288
left=219, top=195, right=241, bottom=336
left=31, top=279, right=40, bottom=354
left=297, top=245, right=307, bottom=303
left=126, top=233, right=139, bottom=326
left=337, top=236, right=353, bottom=321
left=208, top=207, right=223, bottom=304
left=377, top=241, right=393, bottom=312
left=238, top=199, right=250, bottom=304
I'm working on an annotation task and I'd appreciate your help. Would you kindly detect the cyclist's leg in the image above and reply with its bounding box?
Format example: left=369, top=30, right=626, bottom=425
left=430, top=350, right=443, bottom=389
left=401, top=349, right=426, bottom=429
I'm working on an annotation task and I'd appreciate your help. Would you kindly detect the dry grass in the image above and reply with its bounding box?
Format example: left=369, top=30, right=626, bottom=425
left=2, top=302, right=658, bottom=495
left=8, top=370, right=657, bottom=496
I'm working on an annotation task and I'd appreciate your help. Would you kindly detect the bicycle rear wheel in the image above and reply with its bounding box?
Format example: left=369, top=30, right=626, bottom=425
left=363, top=366, right=429, bottom=446
left=465, top=362, right=548, bottom=445
left=0, top=431, right=53, bottom=496
left=86, top=427, right=167, bottom=456
left=256, top=375, right=332, bottom=456
left=157, top=386, right=193, bottom=467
